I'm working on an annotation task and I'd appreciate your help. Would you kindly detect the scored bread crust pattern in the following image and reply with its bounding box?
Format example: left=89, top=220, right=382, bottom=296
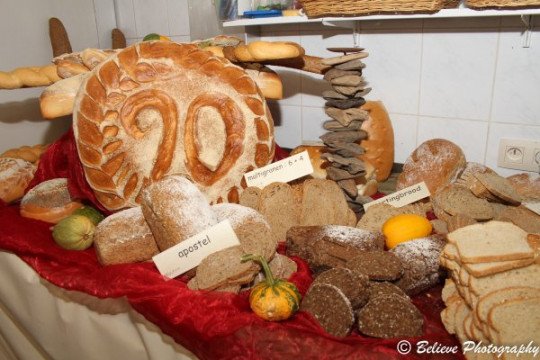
left=73, top=41, right=275, bottom=211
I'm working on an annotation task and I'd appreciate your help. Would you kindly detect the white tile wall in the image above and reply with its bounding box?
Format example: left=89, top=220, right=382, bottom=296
left=115, top=0, right=191, bottom=43
left=256, top=17, right=540, bottom=175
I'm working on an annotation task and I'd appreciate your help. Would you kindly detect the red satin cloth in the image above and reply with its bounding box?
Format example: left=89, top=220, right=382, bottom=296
left=0, top=130, right=463, bottom=360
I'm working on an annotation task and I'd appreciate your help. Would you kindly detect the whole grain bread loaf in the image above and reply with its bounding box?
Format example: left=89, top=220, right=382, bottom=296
left=258, top=182, right=299, bottom=243
left=286, top=225, right=384, bottom=273
left=94, top=206, right=159, bottom=265
left=141, top=176, right=218, bottom=251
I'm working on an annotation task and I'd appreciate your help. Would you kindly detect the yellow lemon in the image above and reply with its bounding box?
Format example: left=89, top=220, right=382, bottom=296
left=382, top=214, right=433, bottom=249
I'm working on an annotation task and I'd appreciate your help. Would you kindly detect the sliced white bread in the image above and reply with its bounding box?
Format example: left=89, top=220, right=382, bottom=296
left=488, top=297, right=540, bottom=346
left=475, top=286, right=540, bottom=331
left=469, top=264, right=540, bottom=297
left=463, top=258, right=535, bottom=278
left=441, top=294, right=464, bottom=335
left=442, top=278, right=458, bottom=304
left=450, top=221, right=533, bottom=263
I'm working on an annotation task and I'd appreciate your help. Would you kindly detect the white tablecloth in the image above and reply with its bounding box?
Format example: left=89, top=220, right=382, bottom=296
left=0, top=251, right=198, bottom=360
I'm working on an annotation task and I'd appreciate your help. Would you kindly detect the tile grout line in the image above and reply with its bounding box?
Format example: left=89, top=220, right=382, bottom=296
left=414, top=19, right=425, bottom=148
left=483, top=17, right=503, bottom=166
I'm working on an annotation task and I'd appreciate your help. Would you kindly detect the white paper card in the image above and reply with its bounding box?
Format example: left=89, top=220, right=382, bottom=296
left=244, top=150, right=314, bottom=188
left=152, top=220, right=240, bottom=279
left=363, top=181, right=431, bottom=211
left=523, top=202, right=540, bottom=216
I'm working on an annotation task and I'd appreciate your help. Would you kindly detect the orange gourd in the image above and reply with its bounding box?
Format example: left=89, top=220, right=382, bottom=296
left=382, top=214, right=432, bottom=249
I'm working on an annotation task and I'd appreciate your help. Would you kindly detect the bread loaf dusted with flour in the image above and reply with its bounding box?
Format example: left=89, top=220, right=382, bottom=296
left=141, top=176, right=218, bottom=251
left=94, top=206, right=159, bottom=265
left=73, top=41, right=275, bottom=211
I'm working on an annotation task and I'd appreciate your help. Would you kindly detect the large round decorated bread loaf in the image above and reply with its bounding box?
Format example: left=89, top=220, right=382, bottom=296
left=73, top=41, right=275, bottom=211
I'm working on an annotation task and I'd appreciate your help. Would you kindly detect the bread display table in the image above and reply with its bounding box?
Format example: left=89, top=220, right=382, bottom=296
left=0, top=130, right=463, bottom=360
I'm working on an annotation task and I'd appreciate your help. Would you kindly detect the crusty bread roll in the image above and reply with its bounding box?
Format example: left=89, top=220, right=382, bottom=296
left=290, top=144, right=329, bottom=179
left=359, top=101, right=394, bottom=182
left=73, top=41, right=275, bottom=211
left=140, top=176, right=218, bottom=251
left=242, top=67, right=283, bottom=100
left=40, top=73, right=86, bottom=119
left=0, top=158, right=36, bottom=203
left=247, top=41, right=305, bottom=61
left=20, top=178, right=83, bottom=223
left=94, top=206, right=159, bottom=266
left=397, top=139, right=466, bottom=194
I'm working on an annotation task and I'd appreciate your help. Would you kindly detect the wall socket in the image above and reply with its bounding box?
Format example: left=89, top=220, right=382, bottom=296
left=498, top=138, right=540, bottom=173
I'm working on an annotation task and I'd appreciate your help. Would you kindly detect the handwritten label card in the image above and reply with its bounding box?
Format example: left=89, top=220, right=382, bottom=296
left=244, top=150, right=314, bottom=188
left=363, top=182, right=431, bottom=211
left=152, top=220, right=240, bottom=279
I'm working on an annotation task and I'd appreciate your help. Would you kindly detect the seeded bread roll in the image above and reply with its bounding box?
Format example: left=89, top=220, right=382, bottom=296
left=0, top=158, right=36, bottom=203
left=397, top=139, right=466, bottom=194
left=140, top=176, right=218, bottom=251
left=94, top=207, right=159, bottom=265
left=20, top=178, right=83, bottom=223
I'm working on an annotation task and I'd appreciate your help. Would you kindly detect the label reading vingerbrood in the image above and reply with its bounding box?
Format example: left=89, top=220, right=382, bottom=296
left=363, top=181, right=431, bottom=211
left=152, top=220, right=240, bottom=279
left=244, top=150, right=314, bottom=188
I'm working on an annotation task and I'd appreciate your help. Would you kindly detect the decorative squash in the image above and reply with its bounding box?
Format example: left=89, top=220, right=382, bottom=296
left=241, top=254, right=301, bottom=322
left=382, top=213, right=433, bottom=249
left=52, top=215, right=96, bottom=250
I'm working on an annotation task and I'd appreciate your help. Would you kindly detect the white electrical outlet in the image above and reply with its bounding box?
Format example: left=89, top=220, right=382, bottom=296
left=498, top=138, right=540, bottom=172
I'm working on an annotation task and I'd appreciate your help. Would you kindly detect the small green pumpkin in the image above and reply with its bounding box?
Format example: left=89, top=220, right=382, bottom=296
left=241, top=254, right=301, bottom=321
left=52, top=215, right=95, bottom=250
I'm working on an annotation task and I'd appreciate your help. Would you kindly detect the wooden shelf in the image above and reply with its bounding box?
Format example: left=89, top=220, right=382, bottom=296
left=222, top=7, right=540, bottom=27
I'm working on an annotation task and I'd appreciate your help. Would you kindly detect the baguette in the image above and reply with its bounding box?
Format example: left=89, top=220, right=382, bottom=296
left=40, top=73, right=86, bottom=119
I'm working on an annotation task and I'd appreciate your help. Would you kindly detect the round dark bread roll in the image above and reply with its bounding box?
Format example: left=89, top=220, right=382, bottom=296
left=301, top=283, right=354, bottom=338
left=357, top=293, right=423, bottom=339
left=313, top=267, right=370, bottom=309
left=397, top=139, right=466, bottom=194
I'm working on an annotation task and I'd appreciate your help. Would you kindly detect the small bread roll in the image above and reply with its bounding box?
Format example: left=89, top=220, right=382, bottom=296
left=0, top=158, right=36, bottom=203
left=397, top=139, right=466, bottom=194
left=290, top=144, right=328, bottom=179
left=20, top=178, right=83, bottom=223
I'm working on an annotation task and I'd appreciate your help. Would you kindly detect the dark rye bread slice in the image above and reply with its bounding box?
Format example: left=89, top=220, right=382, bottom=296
left=357, top=293, right=423, bottom=338
left=345, top=251, right=404, bottom=281
left=474, top=172, right=522, bottom=205
left=301, top=283, right=354, bottom=338
left=368, top=281, right=409, bottom=300
left=286, top=225, right=384, bottom=273
left=389, top=236, right=446, bottom=295
left=212, top=203, right=276, bottom=261
left=239, top=186, right=261, bottom=211
left=313, top=267, right=370, bottom=309
left=438, top=184, right=494, bottom=221
left=299, top=179, right=350, bottom=227
left=259, top=182, right=299, bottom=243
left=196, top=246, right=256, bottom=291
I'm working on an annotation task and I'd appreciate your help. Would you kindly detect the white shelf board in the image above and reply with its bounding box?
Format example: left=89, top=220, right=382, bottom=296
left=222, top=7, right=540, bottom=27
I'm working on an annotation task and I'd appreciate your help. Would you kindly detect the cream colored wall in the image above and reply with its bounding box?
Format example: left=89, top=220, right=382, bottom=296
left=0, top=0, right=116, bottom=153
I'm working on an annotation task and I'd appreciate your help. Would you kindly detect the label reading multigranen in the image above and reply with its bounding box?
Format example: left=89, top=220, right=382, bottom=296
left=244, top=150, right=314, bottom=188
left=363, top=181, right=431, bottom=211
left=152, top=220, right=240, bottom=279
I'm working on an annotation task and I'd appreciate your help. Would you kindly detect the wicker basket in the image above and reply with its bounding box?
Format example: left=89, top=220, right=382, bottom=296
left=298, top=0, right=460, bottom=18
left=465, top=0, right=540, bottom=8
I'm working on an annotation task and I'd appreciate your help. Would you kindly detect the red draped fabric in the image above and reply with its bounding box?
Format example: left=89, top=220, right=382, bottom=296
left=0, top=130, right=463, bottom=360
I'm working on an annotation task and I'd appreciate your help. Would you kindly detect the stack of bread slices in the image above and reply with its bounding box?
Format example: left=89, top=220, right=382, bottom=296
left=440, top=221, right=540, bottom=358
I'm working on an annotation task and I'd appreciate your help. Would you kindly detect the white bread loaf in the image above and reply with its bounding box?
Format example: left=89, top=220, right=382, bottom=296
left=141, top=176, right=218, bottom=251
left=94, top=207, right=159, bottom=265
left=40, top=73, right=87, bottom=119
